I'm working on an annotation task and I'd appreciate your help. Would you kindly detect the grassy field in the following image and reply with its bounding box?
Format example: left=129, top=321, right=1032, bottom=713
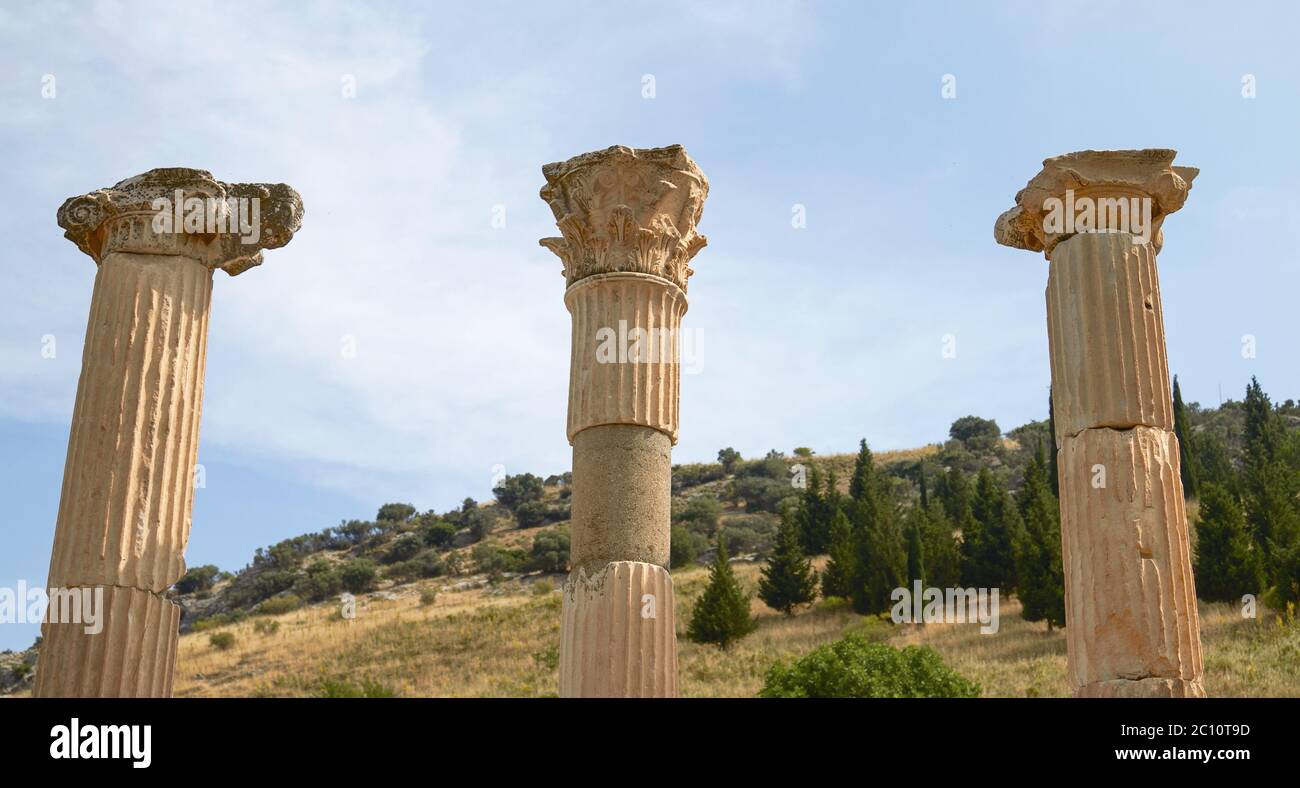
left=166, top=560, right=1300, bottom=698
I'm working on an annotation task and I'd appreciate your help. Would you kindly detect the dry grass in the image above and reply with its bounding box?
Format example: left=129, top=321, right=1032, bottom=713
left=168, top=559, right=1300, bottom=698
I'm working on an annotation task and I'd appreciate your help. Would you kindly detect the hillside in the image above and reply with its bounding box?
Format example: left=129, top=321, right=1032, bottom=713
left=4, top=385, right=1299, bottom=697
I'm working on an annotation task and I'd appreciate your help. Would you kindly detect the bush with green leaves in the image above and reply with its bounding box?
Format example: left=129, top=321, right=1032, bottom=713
left=515, top=499, right=550, bottom=528
left=293, top=559, right=344, bottom=602
left=473, top=543, right=525, bottom=577
left=419, top=587, right=438, bottom=606
left=674, top=495, right=722, bottom=535
left=256, top=594, right=302, bottom=616
left=493, top=473, right=545, bottom=513
left=385, top=533, right=424, bottom=564
left=209, top=632, right=237, bottom=651
left=376, top=503, right=417, bottom=523
left=760, top=635, right=980, bottom=698
left=419, top=519, right=458, bottom=548
left=339, top=559, right=378, bottom=594
left=716, top=513, right=779, bottom=555
left=174, top=564, right=221, bottom=595
left=526, top=528, right=570, bottom=573
left=670, top=524, right=707, bottom=569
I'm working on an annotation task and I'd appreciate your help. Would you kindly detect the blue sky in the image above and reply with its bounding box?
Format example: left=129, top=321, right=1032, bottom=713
left=1, top=0, right=1297, bottom=650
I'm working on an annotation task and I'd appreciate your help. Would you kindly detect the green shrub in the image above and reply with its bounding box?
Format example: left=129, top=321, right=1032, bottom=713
left=670, top=524, right=706, bottom=568
left=339, top=559, right=378, bottom=593
left=385, top=533, right=424, bottom=564
left=515, top=499, right=550, bottom=528
left=316, top=678, right=397, bottom=698
left=209, top=632, right=237, bottom=651
left=256, top=594, right=302, bottom=616
left=526, top=528, right=570, bottom=573
left=759, top=635, right=980, bottom=698
left=174, top=564, right=221, bottom=594
left=419, top=588, right=438, bottom=606
left=420, top=520, right=457, bottom=548
left=253, top=619, right=280, bottom=636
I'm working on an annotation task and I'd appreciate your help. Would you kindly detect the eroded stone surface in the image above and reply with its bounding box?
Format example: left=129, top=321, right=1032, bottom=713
left=998, top=149, right=1203, bottom=698
left=994, top=149, right=1197, bottom=255
left=1047, top=232, right=1173, bottom=440
left=36, top=170, right=302, bottom=698
left=541, top=145, right=708, bottom=698
left=58, top=167, right=304, bottom=276
left=559, top=561, right=677, bottom=698
left=539, top=145, right=708, bottom=292
left=570, top=424, right=673, bottom=574
left=564, top=272, right=688, bottom=443
left=1058, top=427, right=1203, bottom=694
left=33, top=585, right=179, bottom=698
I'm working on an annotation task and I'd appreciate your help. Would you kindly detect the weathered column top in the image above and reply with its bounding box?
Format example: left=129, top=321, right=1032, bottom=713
left=539, top=144, right=708, bottom=293
left=57, top=168, right=304, bottom=276
left=994, top=149, right=1198, bottom=256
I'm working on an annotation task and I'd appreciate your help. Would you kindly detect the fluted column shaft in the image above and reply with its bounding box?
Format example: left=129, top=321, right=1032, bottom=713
left=1049, top=232, right=1203, bottom=697
left=35, top=168, right=303, bottom=697
left=35, top=253, right=211, bottom=697
left=995, top=149, right=1204, bottom=698
left=540, top=145, right=708, bottom=697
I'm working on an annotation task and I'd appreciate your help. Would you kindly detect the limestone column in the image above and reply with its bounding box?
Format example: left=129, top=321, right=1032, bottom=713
left=539, top=145, right=708, bottom=697
left=995, top=149, right=1204, bottom=697
left=34, top=168, right=303, bottom=697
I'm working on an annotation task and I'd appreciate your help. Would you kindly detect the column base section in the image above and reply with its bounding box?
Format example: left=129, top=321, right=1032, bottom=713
left=1076, top=677, right=1206, bottom=698
left=559, top=561, right=677, bottom=698
left=33, top=584, right=180, bottom=698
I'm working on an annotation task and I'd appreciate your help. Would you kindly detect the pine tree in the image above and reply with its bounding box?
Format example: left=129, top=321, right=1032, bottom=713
left=759, top=512, right=819, bottom=615
left=1241, top=377, right=1300, bottom=578
left=688, top=536, right=758, bottom=648
left=920, top=503, right=962, bottom=589
left=969, top=468, right=1023, bottom=591
left=795, top=464, right=827, bottom=555
left=846, top=440, right=904, bottom=615
left=1193, top=483, right=1264, bottom=602
left=905, top=507, right=926, bottom=588
left=938, top=466, right=981, bottom=585
left=1172, top=375, right=1200, bottom=499
left=1015, top=443, right=1065, bottom=630
left=821, top=509, right=855, bottom=599
left=917, top=462, right=930, bottom=510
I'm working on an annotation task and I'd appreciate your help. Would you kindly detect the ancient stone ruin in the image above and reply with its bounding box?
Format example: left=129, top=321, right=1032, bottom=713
left=995, top=149, right=1205, bottom=697
left=539, top=144, right=709, bottom=696
left=34, top=168, right=303, bottom=697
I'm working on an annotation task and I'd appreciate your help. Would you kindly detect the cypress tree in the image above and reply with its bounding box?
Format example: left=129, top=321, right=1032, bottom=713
left=759, top=512, right=819, bottom=615
left=1015, top=442, right=1065, bottom=630
left=1172, top=375, right=1200, bottom=499
left=821, top=509, right=855, bottom=599
left=917, top=462, right=930, bottom=510
left=795, top=464, right=828, bottom=555
left=846, top=440, right=904, bottom=615
left=1241, top=377, right=1300, bottom=572
left=969, top=468, right=1022, bottom=591
left=921, top=503, right=962, bottom=589
left=1193, top=483, right=1264, bottom=602
left=688, top=535, right=758, bottom=648
left=905, top=507, right=926, bottom=588
left=1047, top=387, right=1060, bottom=498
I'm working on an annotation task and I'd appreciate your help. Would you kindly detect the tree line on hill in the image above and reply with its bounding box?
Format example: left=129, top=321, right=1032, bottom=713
left=689, top=375, right=1300, bottom=649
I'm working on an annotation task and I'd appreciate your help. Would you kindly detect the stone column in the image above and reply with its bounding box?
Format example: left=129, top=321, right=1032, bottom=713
left=995, top=150, right=1205, bottom=697
left=539, top=145, right=708, bottom=697
left=34, top=169, right=303, bottom=697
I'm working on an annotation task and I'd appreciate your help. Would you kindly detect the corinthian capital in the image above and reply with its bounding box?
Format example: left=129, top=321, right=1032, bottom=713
left=994, top=149, right=1198, bottom=255
left=539, top=145, right=708, bottom=292
left=57, top=167, right=304, bottom=276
